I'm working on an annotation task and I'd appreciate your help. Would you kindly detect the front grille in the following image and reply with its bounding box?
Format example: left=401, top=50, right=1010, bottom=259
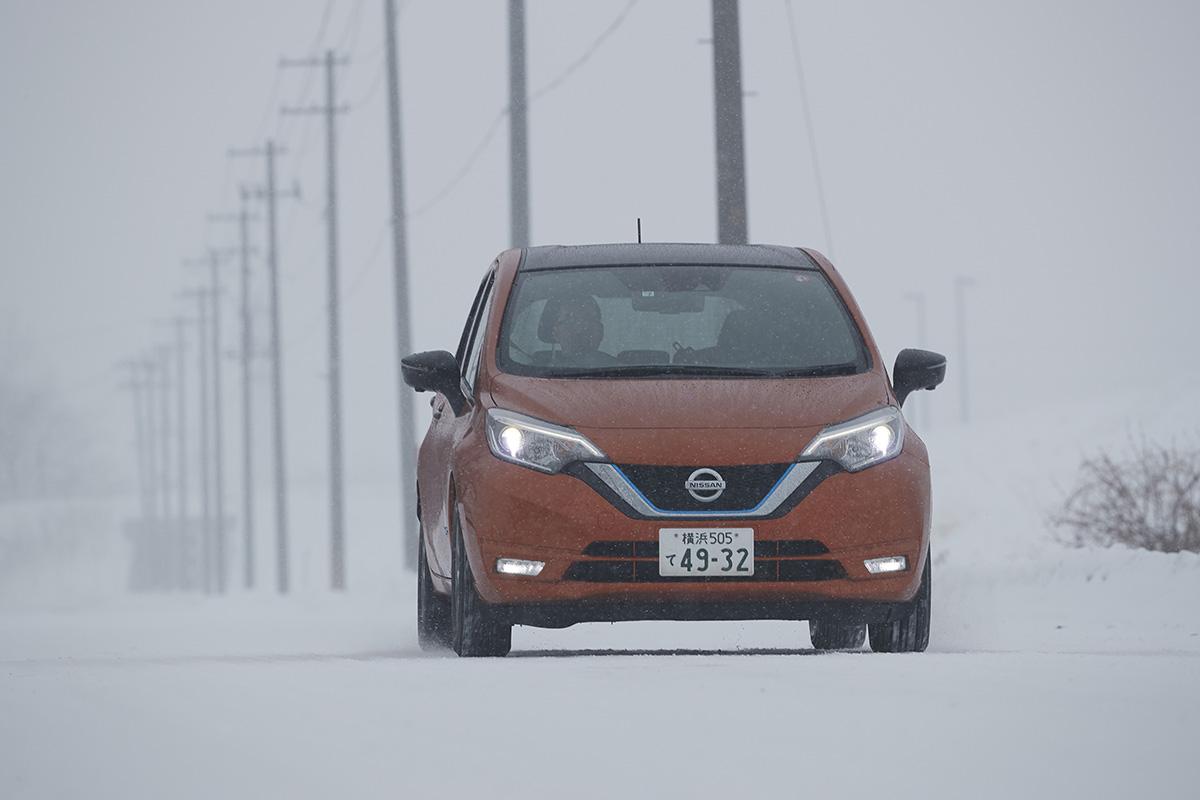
left=566, top=539, right=844, bottom=583
left=615, top=463, right=792, bottom=512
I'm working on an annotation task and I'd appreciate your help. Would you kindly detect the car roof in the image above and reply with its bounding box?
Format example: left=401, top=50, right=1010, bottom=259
left=517, top=243, right=819, bottom=271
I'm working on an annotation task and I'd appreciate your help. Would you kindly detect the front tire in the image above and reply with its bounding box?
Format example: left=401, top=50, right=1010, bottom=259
left=809, top=619, right=866, bottom=650
left=417, top=529, right=451, bottom=650
left=868, top=553, right=931, bottom=653
left=450, top=512, right=512, bottom=657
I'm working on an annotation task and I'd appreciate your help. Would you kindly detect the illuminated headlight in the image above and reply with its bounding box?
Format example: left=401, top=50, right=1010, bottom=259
left=864, top=555, right=908, bottom=574
left=485, top=408, right=605, bottom=474
left=495, top=558, right=545, bottom=576
left=801, top=406, right=905, bottom=472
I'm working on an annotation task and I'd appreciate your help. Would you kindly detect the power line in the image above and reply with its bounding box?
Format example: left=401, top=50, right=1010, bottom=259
left=783, top=0, right=835, bottom=259
left=286, top=216, right=389, bottom=349
left=407, top=0, right=640, bottom=220
left=335, top=0, right=368, bottom=53
left=348, top=57, right=387, bottom=108
left=308, top=0, right=338, bottom=53
left=343, top=219, right=390, bottom=299
left=253, top=69, right=286, bottom=142
left=529, top=0, right=639, bottom=104
left=408, top=110, right=507, bottom=219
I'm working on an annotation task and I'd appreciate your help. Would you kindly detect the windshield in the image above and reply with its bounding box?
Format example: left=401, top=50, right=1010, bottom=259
left=497, top=264, right=869, bottom=378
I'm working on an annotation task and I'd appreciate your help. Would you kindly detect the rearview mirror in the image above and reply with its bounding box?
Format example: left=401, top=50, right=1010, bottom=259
left=893, top=349, right=947, bottom=406
left=401, top=350, right=466, bottom=415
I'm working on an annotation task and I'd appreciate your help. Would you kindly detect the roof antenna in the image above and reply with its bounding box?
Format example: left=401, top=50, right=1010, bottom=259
left=637, top=217, right=642, bottom=244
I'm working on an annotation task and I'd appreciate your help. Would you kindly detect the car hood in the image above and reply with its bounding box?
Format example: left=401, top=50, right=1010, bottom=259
left=487, top=371, right=889, bottom=432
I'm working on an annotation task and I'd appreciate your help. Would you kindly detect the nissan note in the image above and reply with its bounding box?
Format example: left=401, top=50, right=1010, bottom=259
left=402, top=243, right=947, bottom=657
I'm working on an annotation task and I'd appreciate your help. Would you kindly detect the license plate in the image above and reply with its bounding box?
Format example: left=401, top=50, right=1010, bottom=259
left=658, top=528, right=754, bottom=577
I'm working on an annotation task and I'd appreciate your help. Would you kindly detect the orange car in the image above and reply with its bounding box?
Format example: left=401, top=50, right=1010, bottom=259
left=402, top=244, right=946, bottom=656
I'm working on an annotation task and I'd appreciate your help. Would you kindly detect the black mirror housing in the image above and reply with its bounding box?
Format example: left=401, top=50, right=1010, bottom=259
left=893, top=349, right=947, bottom=406
left=401, top=350, right=467, bottom=415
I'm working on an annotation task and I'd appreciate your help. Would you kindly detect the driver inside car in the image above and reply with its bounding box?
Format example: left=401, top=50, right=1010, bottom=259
left=539, top=293, right=617, bottom=367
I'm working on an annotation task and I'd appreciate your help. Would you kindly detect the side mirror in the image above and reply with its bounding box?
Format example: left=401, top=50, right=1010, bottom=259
left=893, top=349, right=947, bottom=406
left=401, top=350, right=467, bottom=415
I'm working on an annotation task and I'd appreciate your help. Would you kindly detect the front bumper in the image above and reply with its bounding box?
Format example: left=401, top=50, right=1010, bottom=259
left=454, top=445, right=931, bottom=622
left=494, top=595, right=923, bottom=628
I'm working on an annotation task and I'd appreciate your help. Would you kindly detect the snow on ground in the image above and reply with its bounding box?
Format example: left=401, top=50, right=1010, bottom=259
left=3, top=383, right=1200, bottom=798
left=2, top=591, right=1197, bottom=799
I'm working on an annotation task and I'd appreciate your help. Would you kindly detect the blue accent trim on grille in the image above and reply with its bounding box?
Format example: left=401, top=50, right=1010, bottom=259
left=608, top=463, right=799, bottom=518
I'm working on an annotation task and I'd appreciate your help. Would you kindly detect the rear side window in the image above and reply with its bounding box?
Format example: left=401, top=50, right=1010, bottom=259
left=497, top=265, right=868, bottom=378
left=461, top=273, right=496, bottom=395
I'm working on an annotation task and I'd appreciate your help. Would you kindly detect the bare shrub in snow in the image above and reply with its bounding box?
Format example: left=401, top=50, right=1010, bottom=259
left=1054, top=440, right=1200, bottom=553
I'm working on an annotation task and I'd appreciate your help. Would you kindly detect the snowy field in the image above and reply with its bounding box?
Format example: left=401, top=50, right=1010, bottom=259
left=2, top=579, right=1198, bottom=800
left=3, top=387, right=1200, bottom=799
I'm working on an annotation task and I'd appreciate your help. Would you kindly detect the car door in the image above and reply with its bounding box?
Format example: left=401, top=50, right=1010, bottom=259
left=418, top=267, right=496, bottom=577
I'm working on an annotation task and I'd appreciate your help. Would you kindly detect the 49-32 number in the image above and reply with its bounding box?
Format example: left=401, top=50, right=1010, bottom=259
left=678, top=546, right=751, bottom=573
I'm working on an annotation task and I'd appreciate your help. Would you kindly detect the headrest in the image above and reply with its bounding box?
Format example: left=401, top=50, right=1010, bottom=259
left=537, top=293, right=602, bottom=344
left=717, top=309, right=756, bottom=349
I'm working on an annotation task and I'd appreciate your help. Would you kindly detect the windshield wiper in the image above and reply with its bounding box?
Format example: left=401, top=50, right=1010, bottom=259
left=771, top=362, right=861, bottom=378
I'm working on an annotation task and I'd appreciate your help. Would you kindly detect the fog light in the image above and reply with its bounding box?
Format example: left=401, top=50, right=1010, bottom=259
left=864, top=555, right=908, bottom=574
left=495, top=558, right=545, bottom=577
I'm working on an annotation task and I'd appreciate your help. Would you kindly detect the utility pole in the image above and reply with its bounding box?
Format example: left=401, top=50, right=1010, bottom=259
left=156, top=346, right=172, bottom=526
left=209, top=253, right=227, bottom=594
left=712, top=0, right=748, bottom=244
left=155, top=345, right=173, bottom=589
left=508, top=0, right=530, bottom=248
left=210, top=192, right=259, bottom=590
left=384, top=0, right=418, bottom=571
left=954, top=276, right=975, bottom=425
left=183, top=287, right=213, bottom=593
left=233, top=140, right=298, bottom=594
left=188, top=250, right=234, bottom=594
left=904, top=292, right=929, bottom=430
left=142, top=358, right=161, bottom=531
left=141, top=356, right=163, bottom=590
left=120, top=360, right=152, bottom=524
left=173, top=317, right=191, bottom=590
left=237, top=190, right=256, bottom=590
left=119, top=361, right=151, bottom=591
left=282, top=50, right=350, bottom=591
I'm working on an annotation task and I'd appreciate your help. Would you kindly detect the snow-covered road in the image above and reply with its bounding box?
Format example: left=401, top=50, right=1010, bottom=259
left=5, top=396, right=1200, bottom=798
left=3, top=572, right=1198, bottom=800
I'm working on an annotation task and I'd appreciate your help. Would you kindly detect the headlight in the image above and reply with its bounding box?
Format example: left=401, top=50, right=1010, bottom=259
left=485, top=408, right=605, bottom=474
left=801, top=406, right=905, bottom=472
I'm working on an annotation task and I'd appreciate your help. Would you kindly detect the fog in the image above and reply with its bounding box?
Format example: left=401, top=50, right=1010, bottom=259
left=2, top=2, right=1198, bottom=796
left=6, top=1, right=1198, bottom=498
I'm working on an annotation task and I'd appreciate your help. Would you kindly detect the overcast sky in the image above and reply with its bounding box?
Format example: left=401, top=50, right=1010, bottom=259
left=3, top=0, right=1198, bottom=501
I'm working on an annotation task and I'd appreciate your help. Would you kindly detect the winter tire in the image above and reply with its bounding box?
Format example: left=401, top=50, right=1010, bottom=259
left=809, top=619, right=867, bottom=650
left=868, top=553, right=931, bottom=653
left=417, top=529, right=452, bottom=650
left=450, top=512, right=512, bottom=657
